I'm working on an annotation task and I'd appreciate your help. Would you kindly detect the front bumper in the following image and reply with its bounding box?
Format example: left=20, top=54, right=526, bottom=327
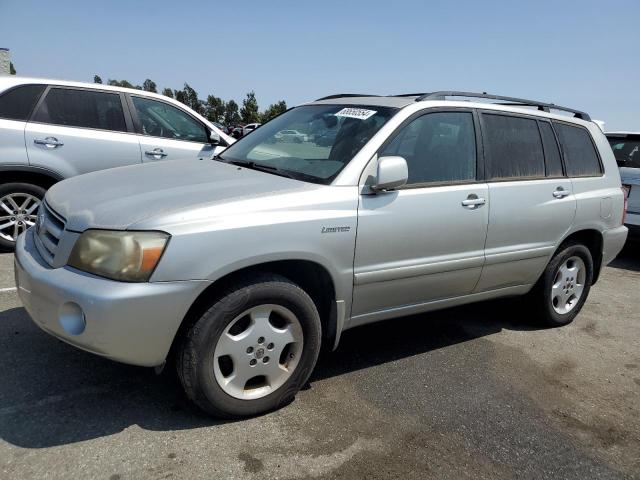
left=15, top=229, right=209, bottom=367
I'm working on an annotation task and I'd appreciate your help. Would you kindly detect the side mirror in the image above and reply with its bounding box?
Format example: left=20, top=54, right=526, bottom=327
left=371, top=156, right=408, bottom=192
left=209, top=130, right=221, bottom=145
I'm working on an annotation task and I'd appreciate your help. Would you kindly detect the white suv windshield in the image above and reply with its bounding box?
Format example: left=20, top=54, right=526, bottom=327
left=217, top=104, right=397, bottom=184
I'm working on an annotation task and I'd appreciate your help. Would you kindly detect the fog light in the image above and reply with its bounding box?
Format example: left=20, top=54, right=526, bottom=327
left=59, top=302, right=86, bottom=335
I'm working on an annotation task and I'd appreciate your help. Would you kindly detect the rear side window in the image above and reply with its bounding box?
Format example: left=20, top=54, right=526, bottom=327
left=539, top=121, right=564, bottom=177
left=608, top=136, right=640, bottom=168
left=553, top=123, right=602, bottom=177
left=0, top=84, right=45, bottom=121
left=32, top=88, right=127, bottom=132
left=482, top=114, right=545, bottom=180
left=380, top=111, right=476, bottom=185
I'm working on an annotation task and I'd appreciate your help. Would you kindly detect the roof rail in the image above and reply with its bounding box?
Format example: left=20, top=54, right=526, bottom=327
left=392, top=93, right=428, bottom=97
left=415, top=91, right=591, bottom=121
left=315, top=93, right=379, bottom=101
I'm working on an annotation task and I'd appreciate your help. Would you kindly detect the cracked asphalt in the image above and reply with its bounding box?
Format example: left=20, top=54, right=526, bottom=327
left=0, top=247, right=639, bottom=479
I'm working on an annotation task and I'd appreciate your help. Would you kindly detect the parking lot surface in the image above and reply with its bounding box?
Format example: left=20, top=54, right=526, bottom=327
left=0, top=249, right=639, bottom=480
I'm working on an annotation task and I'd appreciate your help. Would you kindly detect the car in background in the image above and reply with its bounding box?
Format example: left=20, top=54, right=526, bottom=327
left=0, top=77, right=234, bottom=249
left=243, top=123, right=261, bottom=136
left=606, top=132, right=640, bottom=240
left=274, top=129, right=308, bottom=143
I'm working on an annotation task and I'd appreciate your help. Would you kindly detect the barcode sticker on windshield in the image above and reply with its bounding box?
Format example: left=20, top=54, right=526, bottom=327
left=334, top=108, right=377, bottom=120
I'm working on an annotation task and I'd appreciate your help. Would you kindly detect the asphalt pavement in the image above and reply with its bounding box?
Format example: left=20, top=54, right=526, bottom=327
left=0, top=249, right=639, bottom=479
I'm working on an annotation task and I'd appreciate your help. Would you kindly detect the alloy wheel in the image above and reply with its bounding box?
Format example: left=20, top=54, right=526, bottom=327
left=0, top=193, right=41, bottom=242
left=551, top=256, right=586, bottom=315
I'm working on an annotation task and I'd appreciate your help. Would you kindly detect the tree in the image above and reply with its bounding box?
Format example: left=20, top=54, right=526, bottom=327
left=142, top=79, right=157, bottom=93
left=240, top=91, right=260, bottom=124
left=162, top=87, right=174, bottom=98
left=174, top=83, right=202, bottom=113
left=203, top=95, right=226, bottom=123
left=224, top=99, right=241, bottom=126
left=9, top=62, right=16, bottom=75
left=261, top=100, right=287, bottom=123
left=93, top=75, right=102, bottom=84
left=107, top=79, right=141, bottom=89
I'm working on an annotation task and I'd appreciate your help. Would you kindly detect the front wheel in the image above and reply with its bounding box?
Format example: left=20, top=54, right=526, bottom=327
left=0, top=183, right=46, bottom=251
left=177, top=274, right=321, bottom=418
left=530, top=242, right=593, bottom=327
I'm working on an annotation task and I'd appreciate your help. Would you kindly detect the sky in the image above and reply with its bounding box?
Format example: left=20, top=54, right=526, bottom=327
left=1, top=0, right=639, bottom=131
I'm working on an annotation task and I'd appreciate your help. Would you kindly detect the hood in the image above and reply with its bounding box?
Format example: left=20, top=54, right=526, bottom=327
left=620, top=167, right=640, bottom=185
left=46, top=159, right=314, bottom=232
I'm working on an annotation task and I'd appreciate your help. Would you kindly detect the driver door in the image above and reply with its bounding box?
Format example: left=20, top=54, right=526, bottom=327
left=129, top=95, right=220, bottom=162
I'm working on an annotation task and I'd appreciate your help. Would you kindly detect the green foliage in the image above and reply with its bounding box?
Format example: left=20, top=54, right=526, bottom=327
left=142, top=79, right=157, bottom=93
left=9, top=62, right=16, bottom=75
left=240, top=91, right=260, bottom=124
left=174, top=83, right=202, bottom=113
left=93, top=75, right=102, bottom=84
left=204, top=95, right=226, bottom=123
left=224, top=100, right=241, bottom=125
left=107, top=79, right=141, bottom=89
left=162, top=87, right=174, bottom=98
left=261, top=100, right=287, bottom=123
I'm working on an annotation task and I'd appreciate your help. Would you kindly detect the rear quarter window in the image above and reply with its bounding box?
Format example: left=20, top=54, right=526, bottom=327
left=553, top=122, right=602, bottom=177
left=0, top=84, right=45, bottom=121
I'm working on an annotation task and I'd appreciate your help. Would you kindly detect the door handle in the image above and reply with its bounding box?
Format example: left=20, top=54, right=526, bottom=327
left=553, top=188, right=571, bottom=199
left=461, top=195, right=486, bottom=208
left=34, top=137, right=64, bottom=148
left=145, top=148, right=167, bottom=159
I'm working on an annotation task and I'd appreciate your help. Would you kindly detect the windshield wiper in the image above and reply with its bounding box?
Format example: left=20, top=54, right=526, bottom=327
left=222, top=159, right=299, bottom=180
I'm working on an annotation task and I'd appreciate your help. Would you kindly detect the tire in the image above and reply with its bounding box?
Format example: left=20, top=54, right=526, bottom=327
left=0, top=182, right=46, bottom=251
left=529, top=242, right=594, bottom=327
left=177, top=273, right=322, bottom=418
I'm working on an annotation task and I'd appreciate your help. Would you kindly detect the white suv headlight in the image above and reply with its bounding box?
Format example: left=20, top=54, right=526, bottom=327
left=68, top=230, right=170, bottom=282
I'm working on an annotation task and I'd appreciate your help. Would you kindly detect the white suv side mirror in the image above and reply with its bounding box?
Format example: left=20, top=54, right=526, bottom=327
left=371, top=156, right=408, bottom=192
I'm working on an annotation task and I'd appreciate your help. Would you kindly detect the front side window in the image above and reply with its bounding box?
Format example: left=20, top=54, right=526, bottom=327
left=380, top=111, right=476, bottom=185
left=132, top=96, right=208, bottom=143
left=607, top=135, right=640, bottom=169
left=32, top=88, right=127, bottom=132
left=553, top=122, right=602, bottom=177
left=482, top=113, right=545, bottom=180
left=0, top=84, right=45, bottom=121
left=218, top=104, right=397, bottom=184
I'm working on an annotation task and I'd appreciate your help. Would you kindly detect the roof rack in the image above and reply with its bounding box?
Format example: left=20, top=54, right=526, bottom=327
left=415, top=91, right=591, bottom=121
left=315, top=93, right=379, bottom=101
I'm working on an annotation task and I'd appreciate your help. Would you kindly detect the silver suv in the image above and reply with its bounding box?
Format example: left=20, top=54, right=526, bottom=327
left=15, top=91, right=628, bottom=418
left=0, top=77, right=232, bottom=249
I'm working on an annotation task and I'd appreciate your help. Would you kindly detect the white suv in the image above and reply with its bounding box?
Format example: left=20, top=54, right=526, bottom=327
left=0, top=77, right=233, bottom=249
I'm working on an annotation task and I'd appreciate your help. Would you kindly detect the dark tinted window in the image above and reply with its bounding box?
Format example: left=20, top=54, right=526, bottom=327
left=482, top=114, right=544, bottom=179
left=553, top=123, right=602, bottom=176
left=32, top=88, right=127, bottom=132
left=539, top=122, right=564, bottom=177
left=0, top=84, right=45, bottom=121
left=608, top=136, right=640, bottom=169
left=381, top=111, right=476, bottom=185
left=132, top=96, right=207, bottom=143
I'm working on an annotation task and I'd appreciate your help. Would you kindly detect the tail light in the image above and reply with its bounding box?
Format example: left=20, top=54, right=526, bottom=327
left=621, top=184, right=630, bottom=225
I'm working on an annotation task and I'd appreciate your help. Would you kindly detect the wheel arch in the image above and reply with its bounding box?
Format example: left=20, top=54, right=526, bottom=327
left=555, top=229, right=604, bottom=284
left=168, top=259, right=339, bottom=363
left=0, top=165, right=63, bottom=190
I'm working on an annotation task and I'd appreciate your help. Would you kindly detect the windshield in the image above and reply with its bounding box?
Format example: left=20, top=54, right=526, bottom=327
left=608, top=136, right=640, bottom=169
left=217, top=104, right=397, bottom=184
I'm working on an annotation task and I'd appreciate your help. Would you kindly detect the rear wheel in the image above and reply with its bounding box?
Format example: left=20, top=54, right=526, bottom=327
left=177, top=274, right=321, bottom=418
left=0, top=183, right=45, bottom=250
left=530, top=242, right=593, bottom=327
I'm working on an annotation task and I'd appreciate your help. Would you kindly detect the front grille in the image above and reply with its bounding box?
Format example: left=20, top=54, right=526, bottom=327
left=35, top=202, right=66, bottom=266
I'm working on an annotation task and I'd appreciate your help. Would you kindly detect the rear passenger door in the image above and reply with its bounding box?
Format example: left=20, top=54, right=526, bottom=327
left=25, top=87, right=141, bottom=177
left=129, top=96, right=217, bottom=163
left=476, top=112, right=576, bottom=292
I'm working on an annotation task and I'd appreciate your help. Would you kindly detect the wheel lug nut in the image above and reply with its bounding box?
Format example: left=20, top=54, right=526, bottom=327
left=11, top=217, right=15, bottom=221
left=263, top=356, right=269, bottom=363
left=246, top=347, right=254, bottom=354
left=249, top=359, right=257, bottom=366
left=289, top=353, right=295, bottom=359
left=257, top=337, right=264, bottom=344
left=267, top=343, right=274, bottom=350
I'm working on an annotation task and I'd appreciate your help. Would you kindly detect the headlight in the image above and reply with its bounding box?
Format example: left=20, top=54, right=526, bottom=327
left=68, top=230, right=170, bottom=282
